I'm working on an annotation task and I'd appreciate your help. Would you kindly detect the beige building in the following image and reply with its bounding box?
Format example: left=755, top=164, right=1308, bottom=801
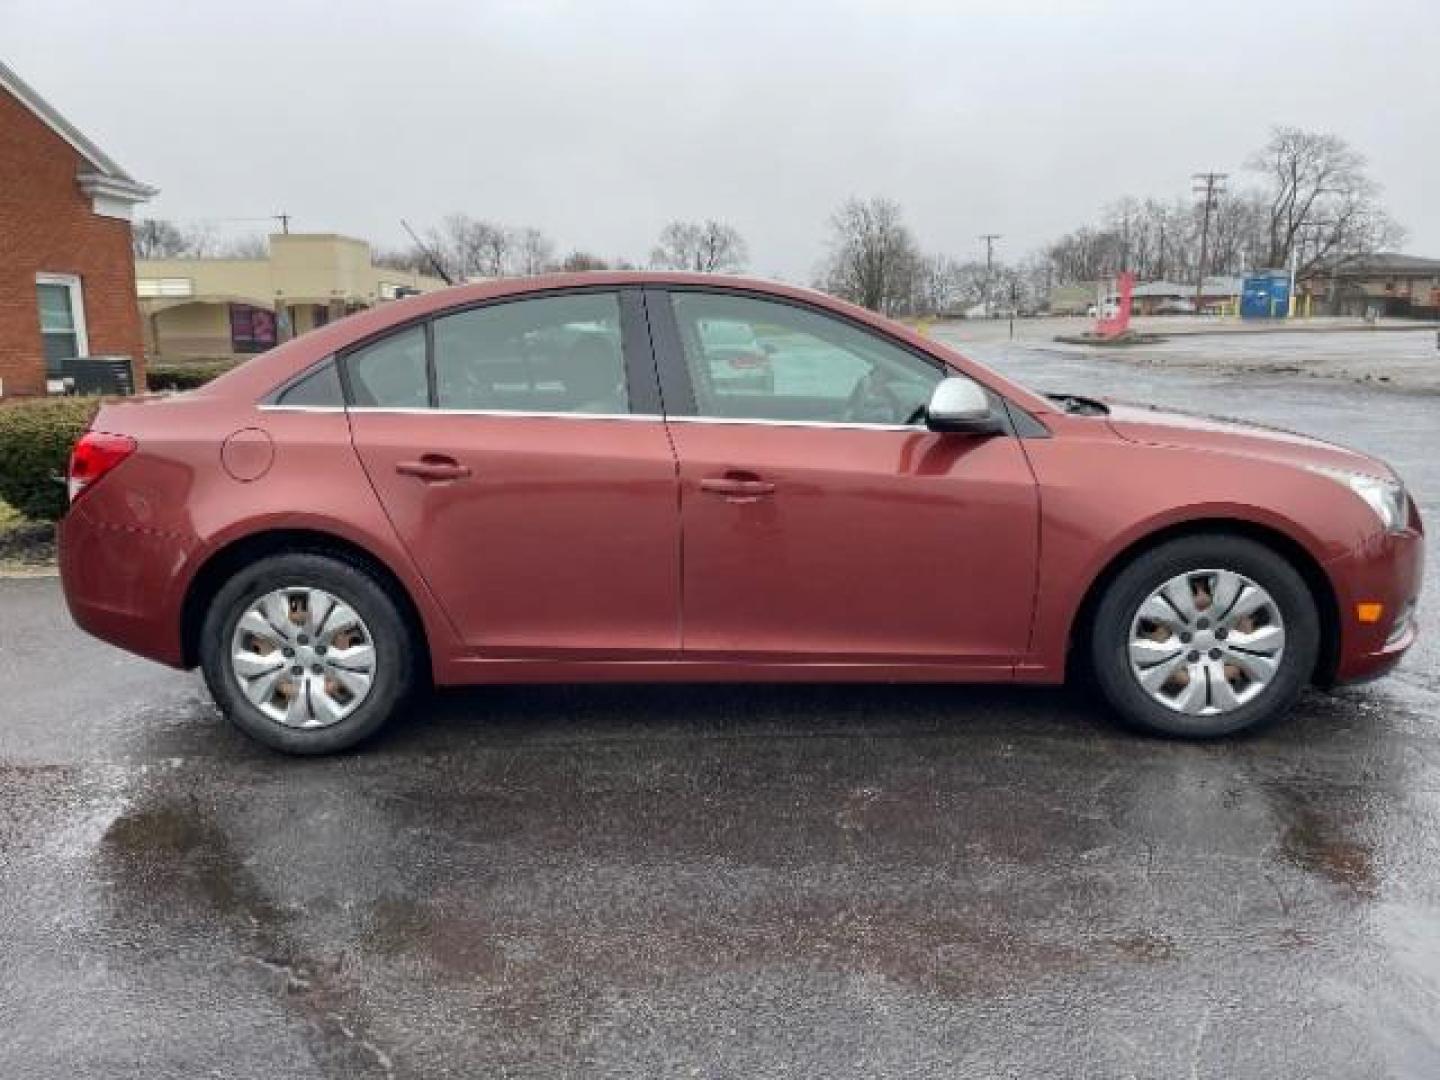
left=137, top=233, right=446, bottom=359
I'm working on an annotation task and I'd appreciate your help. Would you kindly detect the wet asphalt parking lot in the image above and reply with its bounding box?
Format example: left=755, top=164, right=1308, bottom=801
left=2, top=332, right=1437, bottom=1078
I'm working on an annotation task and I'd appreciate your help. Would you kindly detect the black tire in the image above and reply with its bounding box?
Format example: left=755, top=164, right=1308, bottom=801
left=1089, top=535, right=1319, bottom=738
left=200, top=552, right=414, bottom=755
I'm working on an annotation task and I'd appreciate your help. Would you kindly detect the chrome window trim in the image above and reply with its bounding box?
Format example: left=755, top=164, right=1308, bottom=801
left=664, top=415, right=927, bottom=433
left=265, top=405, right=663, bottom=422
left=257, top=404, right=926, bottom=431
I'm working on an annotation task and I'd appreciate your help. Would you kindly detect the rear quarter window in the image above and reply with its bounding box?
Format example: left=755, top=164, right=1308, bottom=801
left=274, top=359, right=343, bottom=407
left=345, top=326, right=429, bottom=408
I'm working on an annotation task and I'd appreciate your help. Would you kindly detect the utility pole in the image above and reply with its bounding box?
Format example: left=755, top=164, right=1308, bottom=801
left=274, top=212, right=291, bottom=235
left=1191, top=172, right=1226, bottom=315
left=978, top=234, right=1002, bottom=317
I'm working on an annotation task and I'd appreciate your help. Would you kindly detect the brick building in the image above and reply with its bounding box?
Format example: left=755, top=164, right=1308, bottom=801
left=0, top=60, right=154, bottom=398
left=1299, top=253, right=1440, bottom=319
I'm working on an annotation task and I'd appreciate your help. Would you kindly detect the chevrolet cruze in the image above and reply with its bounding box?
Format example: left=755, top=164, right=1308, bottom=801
left=59, top=274, right=1424, bottom=754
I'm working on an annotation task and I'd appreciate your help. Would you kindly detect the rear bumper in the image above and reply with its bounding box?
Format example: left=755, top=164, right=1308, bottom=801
left=1327, top=526, right=1424, bottom=684
left=58, top=502, right=197, bottom=669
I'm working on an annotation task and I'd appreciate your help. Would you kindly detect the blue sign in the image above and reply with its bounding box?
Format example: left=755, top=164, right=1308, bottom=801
left=1241, top=274, right=1291, bottom=319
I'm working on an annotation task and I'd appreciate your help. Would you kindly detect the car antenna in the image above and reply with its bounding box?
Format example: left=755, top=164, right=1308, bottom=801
left=401, top=219, right=454, bottom=286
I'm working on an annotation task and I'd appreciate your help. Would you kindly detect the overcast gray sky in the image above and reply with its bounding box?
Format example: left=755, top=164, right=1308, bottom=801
left=5, top=0, right=1437, bottom=279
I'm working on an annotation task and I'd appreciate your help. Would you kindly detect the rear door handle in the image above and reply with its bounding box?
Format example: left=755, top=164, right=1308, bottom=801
left=395, top=455, right=472, bottom=482
left=700, top=476, right=776, bottom=501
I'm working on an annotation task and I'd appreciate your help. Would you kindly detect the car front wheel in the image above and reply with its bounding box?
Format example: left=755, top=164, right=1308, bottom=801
left=200, top=553, right=413, bottom=754
left=1090, top=535, right=1319, bottom=738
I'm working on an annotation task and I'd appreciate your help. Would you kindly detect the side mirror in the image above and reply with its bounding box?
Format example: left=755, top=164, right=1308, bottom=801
left=925, top=377, right=1006, bottom=435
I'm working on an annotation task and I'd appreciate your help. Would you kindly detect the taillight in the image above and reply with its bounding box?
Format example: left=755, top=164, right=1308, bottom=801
left=67, top=431, right=136, bottom=504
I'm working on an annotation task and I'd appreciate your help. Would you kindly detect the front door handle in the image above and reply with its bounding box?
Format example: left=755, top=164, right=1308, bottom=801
left=395, top=454, right=472, bottom=482
left=700, top=475, right=776, bottom=501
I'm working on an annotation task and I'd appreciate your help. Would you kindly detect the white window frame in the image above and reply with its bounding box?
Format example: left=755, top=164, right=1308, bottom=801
left=35, top=272, right=90, bottom=361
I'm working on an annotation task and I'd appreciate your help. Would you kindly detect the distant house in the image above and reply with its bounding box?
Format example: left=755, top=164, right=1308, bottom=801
left=1047, top=283, right=1096, bottom=316
left=0, top=60, right=155, bottom=397
left=1053, top=277, right=1242, bottom=317
left=1300, top=253, right=1440, bottom=319
left=1127, top=278, right=1242, bottom=316
left=1125, top=280, right=1195, bottom=315
left=137, top=233, right=448, bottom=360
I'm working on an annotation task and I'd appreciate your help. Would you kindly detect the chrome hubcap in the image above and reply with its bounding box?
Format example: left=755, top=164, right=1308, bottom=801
left=230, top=587, right=376, bottom=728
left=1128, top=568, right=1286, bottom=716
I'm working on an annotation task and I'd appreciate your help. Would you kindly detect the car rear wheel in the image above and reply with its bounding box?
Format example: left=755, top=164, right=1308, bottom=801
left=1090, top=535, right=1319, bottom=738
left=200, top=553, right=413, bottom=754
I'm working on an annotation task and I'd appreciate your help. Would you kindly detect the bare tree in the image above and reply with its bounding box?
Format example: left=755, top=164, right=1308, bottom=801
left=372, top=246, right=433, bottom=273
left=475, top=221, right=511, bottom=278
left=913, top=255, right=1002, bottom=315
left=1044, top=225, right=1126, bottom=285
left=1100, top=197, right=1199, bottom=280
left=132, top=218, right=188, bottom=258
left=420, top=216, right=567, bottom=278
left=1203, top=190, right=1268, bottom=276
left=1030, top=127, right=1402, bottom=292
left=220, top=234, right=269, bottom=259
left=1249, top=126, right=1400, bottom=273
left=1016, top=253, right=1056, bottom=311
left=426, top=213, right=513, bottom=279
left=514, top=227, right=556, bottom=275
left=820, top=197, right=920, bottom=314
left=911, top=254, right=965, bottom=316
left=650, top=219, right=748, bottom=272
left=131, top=218, right=221, bottom=259
left=557, top=250, right=611, bottom=272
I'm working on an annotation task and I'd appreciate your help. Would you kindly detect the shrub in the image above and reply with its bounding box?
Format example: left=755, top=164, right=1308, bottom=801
left=146, top=360, right=237, bottom=391
left=0, top=396, right=101, bottom=521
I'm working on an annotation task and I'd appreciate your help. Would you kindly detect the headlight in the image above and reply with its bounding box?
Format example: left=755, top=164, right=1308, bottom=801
left=1307, top=466, right=1409, bottom=531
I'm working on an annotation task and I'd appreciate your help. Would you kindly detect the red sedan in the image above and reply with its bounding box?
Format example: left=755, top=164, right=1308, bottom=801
left=59, top=274, right=1424, bottom=754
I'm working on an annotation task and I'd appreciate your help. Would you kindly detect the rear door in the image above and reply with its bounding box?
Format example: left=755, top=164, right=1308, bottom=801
left=345, top=289, right=681, bottom=658
left=648, top=288, right=1040, bottom=669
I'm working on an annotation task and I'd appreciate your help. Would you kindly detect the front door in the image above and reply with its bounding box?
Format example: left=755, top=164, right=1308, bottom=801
left=650, top=289, right=1039, bottom=669
left=346, top=289, right=680, bottom=658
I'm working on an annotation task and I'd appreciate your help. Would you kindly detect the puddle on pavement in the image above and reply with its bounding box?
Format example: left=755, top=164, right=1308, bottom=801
left=1261, top=777, right=1381, bottom=899
left=98, top=795, right=397, bottom=1074
left=101, top=799, right=288, bottom=926
left=1277, top=805, right=1377, bottom=897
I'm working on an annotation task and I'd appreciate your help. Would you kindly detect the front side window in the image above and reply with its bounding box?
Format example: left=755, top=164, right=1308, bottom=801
left=433, top=292, right=628, bottom=414
left=668, top=292, right=941, bottom=425
left=346, top=325, right=428, bottom=408
left=36, top=274, right=87, bottom=375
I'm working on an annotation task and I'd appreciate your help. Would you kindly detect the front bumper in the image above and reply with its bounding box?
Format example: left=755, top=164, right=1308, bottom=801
left=1326, top=525, right=1425, bottom=684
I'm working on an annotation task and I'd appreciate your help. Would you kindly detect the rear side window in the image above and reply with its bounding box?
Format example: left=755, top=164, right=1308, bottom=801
left=275, top=359, right=342, bottom=407
left=345, top=326, right=428, bottom=408
left=432, top=292, right=628, bottom=414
